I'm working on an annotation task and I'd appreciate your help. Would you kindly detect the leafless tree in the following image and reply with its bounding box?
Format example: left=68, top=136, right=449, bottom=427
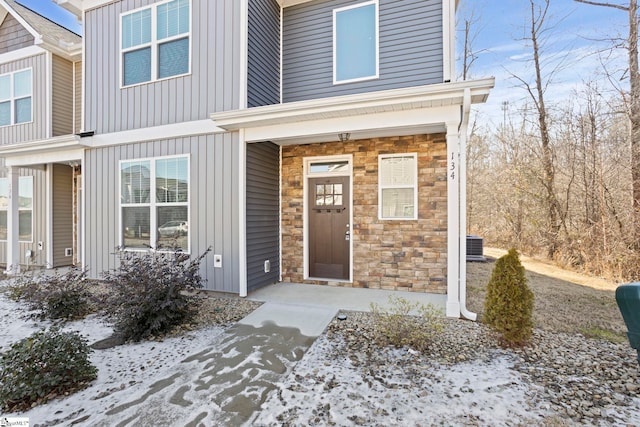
left=575, top=0, right=640, bottom=245
left=508, top=0, right=567, bottom=258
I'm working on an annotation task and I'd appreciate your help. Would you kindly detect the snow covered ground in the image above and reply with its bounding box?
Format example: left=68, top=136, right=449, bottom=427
left=1, top=291, right=639, bottom=426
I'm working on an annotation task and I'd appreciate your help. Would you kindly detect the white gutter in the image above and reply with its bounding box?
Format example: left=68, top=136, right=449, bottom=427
left=458, top=88, right=477, bottom=321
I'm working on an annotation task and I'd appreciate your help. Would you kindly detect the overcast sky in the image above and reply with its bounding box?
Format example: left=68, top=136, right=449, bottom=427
left=17, top=0, right=630, bottom=127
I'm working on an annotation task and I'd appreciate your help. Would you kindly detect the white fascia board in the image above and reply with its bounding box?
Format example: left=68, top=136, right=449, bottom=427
left=83, top=119, right=226, bottom=149
left=0, top=135, right=82, bottom=158
left=5, top=147, right=85, bottom=167
left=277, top=0, right=314, bottom=7
left=0, top=45, right=46, bottom=65
left=39, top=36, right=82, bottom=62
left=54, top=0, right=83, bottom=17
left=244, top=105, right=459, bottom=143
left=211, top=78, right=495, bottom=130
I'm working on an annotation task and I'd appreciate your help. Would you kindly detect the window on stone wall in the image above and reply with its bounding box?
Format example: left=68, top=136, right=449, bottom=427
left=120, top=156, right=189, bottom=251
left=379, top=153, right=418, bottom=220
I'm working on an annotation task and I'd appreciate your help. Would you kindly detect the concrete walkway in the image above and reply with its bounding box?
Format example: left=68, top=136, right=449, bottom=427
left=82, top=284, right=446, bottom=426
left=242, top=282, right=447, bottom=337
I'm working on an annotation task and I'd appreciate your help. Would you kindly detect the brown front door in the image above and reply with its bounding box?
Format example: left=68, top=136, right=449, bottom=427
left=308, top=176, right=350, bottom=280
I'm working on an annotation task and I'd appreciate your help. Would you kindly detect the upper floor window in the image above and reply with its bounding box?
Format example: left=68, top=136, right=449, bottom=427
left=333, top=1, right=379, bottom=85
left=0, top=69, right=32, bottom=127
left=379, top=153, right=418, bottom=220
left=121, top=0, right=191, bottom=87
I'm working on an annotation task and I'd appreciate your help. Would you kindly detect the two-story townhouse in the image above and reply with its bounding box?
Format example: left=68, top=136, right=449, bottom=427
left=0, top=0, right=82, bottom=272
left=52, top=0, right=493, bottom=318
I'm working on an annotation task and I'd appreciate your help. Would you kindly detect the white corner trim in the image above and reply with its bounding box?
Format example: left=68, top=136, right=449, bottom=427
left=84, top=120, right=226, bottom=148
left=45, top=164, right=54, bottom=268
left=442, top=0, right=456, bottom=82
left=238, top=130, right=247, bottom=297
left=239, top=0, right=248, bottom=110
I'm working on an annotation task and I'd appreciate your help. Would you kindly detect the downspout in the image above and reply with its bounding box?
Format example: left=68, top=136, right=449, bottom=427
left=458, top=87, right=477, bottom=321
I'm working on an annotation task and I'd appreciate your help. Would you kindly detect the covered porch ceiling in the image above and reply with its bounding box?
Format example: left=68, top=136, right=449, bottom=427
left=211, top=78, right=495, bottom=145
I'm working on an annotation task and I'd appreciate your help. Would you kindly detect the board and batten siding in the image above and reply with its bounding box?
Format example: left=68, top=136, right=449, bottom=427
left=74, top=61, right=82, bottom=133
left=0, top=163, right=48, bottom=269
left=52, top=164, right=73, bottom=267
left=52, top=55, right=74, bottom=137
left=246, top=141, right=280, bottom=292
left=0, top=13, right=34, bottom=55
left=282, top=0, right=443, bottom=102
left=0, top=53, right=48, bottom=144
left=84, top=0, right=241, bottom=134
left=84, top=133, right=241, bottom=293
left=248, top=0, right=280, bottom=107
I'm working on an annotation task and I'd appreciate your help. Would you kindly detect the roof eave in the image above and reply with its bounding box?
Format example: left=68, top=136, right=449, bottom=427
left=211, top=78, right=495, bottom=130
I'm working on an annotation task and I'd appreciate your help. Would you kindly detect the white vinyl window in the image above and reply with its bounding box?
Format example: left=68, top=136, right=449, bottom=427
left=120, top=156, right=189, bottom=251
left=333, top=0, right=379, bottom=84
left=0, top=176, right=34, bottom=242
left=121, top=0, right=191, bottom=87
left=0, top=69, right=32, bottom=127
left=379, top=154, right=418, bottom=220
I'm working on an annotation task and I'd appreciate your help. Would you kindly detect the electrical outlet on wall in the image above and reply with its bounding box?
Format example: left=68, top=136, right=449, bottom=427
left=213, top=254, right=222, bottom=268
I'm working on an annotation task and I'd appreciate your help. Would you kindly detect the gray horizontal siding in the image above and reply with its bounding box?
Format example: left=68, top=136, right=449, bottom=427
left=246, top=141, right=279, bottom=292
left=84, top=0, right=241, bottom=134
left=84, top=133, right=241, bottom=293
left=52, top=55, right=74, bottom=137
left=248, top=0, right=280, bottom=107
left=283, top=0, right=443, bottom=102
left=0, top=13, right=34, bottom=54
left=0, top=53, right=48, bottom=144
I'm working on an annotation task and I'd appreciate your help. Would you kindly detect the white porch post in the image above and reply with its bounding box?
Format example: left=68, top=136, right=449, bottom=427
left=6, top=167, right=20, bottom=274
left=446, top=122, right=460, bottom=317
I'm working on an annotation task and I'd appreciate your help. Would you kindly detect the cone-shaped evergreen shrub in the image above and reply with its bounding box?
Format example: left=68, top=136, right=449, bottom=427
left=484, top=248, right=534, bottom=346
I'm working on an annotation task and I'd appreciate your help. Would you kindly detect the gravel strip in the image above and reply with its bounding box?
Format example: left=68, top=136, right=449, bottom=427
left=325, top=310, right=640, bottom=425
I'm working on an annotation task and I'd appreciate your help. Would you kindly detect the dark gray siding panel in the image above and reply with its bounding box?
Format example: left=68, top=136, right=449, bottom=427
left=283, top=0, right=443, bottom=102
left=248, top=0, right=280, bottom=107
left=0, top=53, right=48, bottom=144
left=84, top=0, right=241, bottom=134
left=52, top=164, right=73, bottom=267
left=0, top=13, right=34, bottom=54
left=84, top=134, right=241, bottom=293
left=246, top=141, right=279, bottom=292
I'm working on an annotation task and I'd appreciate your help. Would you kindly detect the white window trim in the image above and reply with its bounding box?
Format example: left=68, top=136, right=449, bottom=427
left=378, top=153, right=418, bottom=220
left=0, top=176, right=34, bottom=243
left=119, top=0, right=192, bottom=88
left=332, top=0, right=379, bottom=85
left=119, top=154, right=191, bottom=253
left=0, top=68, right=33, bottom=128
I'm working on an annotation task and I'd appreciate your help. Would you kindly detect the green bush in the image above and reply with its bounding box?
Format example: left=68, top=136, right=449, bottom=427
left=0, top=327, right=97, bottom=412
left=370, top=295, right=444, bottom=352
left=101, top=248, right=210, bottom=342
left=484, top=248, right=534, bottom=346
left=5, top=268, right=94, bottom=320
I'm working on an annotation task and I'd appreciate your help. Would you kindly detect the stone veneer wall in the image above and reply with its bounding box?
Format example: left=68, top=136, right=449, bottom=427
left=281, top=133, right=448, bottom=294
